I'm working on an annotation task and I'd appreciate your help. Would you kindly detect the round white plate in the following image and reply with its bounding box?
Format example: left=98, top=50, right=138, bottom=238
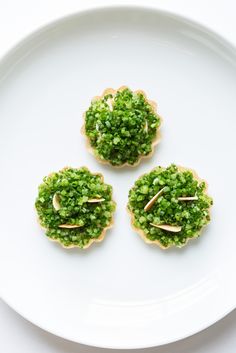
left=0, top=5, right=235, bottom=349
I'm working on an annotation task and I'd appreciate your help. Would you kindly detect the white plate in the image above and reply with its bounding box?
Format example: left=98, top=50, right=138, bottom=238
left=0, top=5, right=235, bottom=349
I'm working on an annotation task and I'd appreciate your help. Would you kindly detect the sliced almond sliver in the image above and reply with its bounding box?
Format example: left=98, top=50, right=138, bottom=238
left=150, top=223, right=182, bottom=232
left=178, top=196, right=198, bottom=201
left=144, top=187, right=165, bottom=212
left=87, top=198, right=105, bottom=203
left=144, top=120, right=148, bottom=132
left=107, top=98, right=113, bottom=111
left=58, top=224, right=83, bottom=229
left=52, top=193, right=61, bottom=211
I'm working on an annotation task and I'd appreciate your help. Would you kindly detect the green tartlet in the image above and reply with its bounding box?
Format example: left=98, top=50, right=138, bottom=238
left=35, top=167, right=116, bottom=249
left=82, top=86, right=161, bottom=167
left=127, top=164, right=213, bottom=249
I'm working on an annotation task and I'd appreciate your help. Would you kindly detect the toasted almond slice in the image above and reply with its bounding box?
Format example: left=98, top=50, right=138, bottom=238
left=52, top=193, right=61, bottom=211
left=144, top=120, right=148, bottom=132
left=150, top=223, right=182, bottom=232
left=144, top=187, right=165, bottom=212
left=87, top=198, right=105, bottom=203
left=178, top=196, right=198, bottom=201
left=58, top=224, right=83, bottom=229
left=107, top=97, right=113, bottom=111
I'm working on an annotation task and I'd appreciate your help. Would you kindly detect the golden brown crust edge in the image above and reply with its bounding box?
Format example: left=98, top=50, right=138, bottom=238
left=81, top=86, right=162, bottom=168
left=36, top=166, right=116, bottom=250
left=127, top=165, right=212, bottom=250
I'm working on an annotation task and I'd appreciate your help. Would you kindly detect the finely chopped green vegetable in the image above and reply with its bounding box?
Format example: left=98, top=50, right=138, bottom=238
left=84, top=88, right=161, bottom=166
left=128, top=164, right=213, bottom=248
left=35, top=167, right=116, bottom=248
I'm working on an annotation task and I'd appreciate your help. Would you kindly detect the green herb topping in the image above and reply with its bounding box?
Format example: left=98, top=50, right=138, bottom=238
left=128, top=164, right=213, bottom=248
left=84, top=87, right=161, bottom=166
left=35, top=167, right=116, bottom=248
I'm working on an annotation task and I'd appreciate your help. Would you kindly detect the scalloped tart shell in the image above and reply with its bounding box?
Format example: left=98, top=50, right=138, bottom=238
left=37, top=166, right=116, bottom=249
left=127, top=165, right=212, bottom=249
left=81, top=86, right=162, bottom=168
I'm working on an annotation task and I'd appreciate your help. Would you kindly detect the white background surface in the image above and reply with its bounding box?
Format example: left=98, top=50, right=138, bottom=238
left=0, top=0, right=235, bottom=352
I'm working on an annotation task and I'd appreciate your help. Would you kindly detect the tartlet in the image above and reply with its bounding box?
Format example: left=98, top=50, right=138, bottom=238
left=35, top=167, right=116, bottom=249
left=127, top=164, right=213, bottom=249
left=82, top=86, right=161, bottom=167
